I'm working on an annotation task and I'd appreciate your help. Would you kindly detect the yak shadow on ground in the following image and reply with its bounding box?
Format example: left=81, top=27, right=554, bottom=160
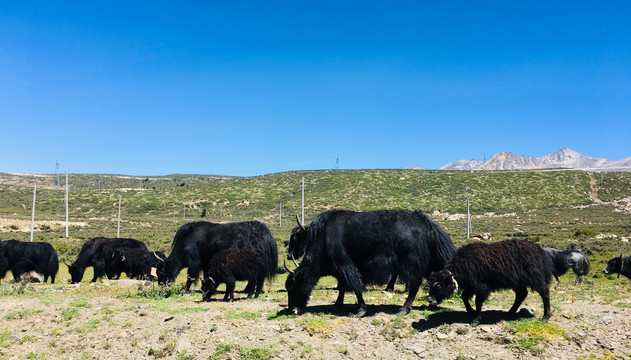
left=275, top=303, right=407, bottom=317
left=413, top=306, right=536, bottom=331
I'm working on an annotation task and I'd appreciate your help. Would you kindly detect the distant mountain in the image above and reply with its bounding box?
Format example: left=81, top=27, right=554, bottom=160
left=437, top=148, right=631, bottom=172
left=401, top=164, right=427, bottom=170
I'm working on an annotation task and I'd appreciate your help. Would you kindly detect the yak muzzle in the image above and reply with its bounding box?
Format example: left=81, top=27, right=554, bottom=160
left=427, top=296, right=438, bottom=308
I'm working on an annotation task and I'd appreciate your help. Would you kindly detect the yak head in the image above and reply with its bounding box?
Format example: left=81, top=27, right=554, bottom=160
left=427, top=269, right=459, bottom=308
left=284, top=258, right=310, bottom=315
left=201, top=276, right=218, bottom=301
left=66, top=263, right=85, bottom=284
left=603, top=255, right=623, bottom=278
left=287, top=215, right=308, bottom=261
left=153, top=252, right=175, bottom=285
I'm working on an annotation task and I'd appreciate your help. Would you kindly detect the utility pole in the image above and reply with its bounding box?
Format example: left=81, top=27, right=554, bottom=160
left=466, top=188, right=471, bottom=239
left=53, top=161, right=60, bottom=189
left=30, top=183, right=36, bottom=242
left=117, top=195, right=121, bottom=238
left=301, top=177, right=305, bottom=225
left=65, top=173, right=69, bottom=238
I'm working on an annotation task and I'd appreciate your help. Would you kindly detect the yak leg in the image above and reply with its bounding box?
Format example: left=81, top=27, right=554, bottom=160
left=91, top=257, right=106, bottom=282
left=246, top=276, right=257, bottom=299
left=508, top=287, right=528, bottom=315
left=184, top=266, right=202, bottom=291
left=334, top=284, right=346, bottom=307
left=461, top=289, right=475, bottom=314
left=397, top=281, right=420, bottom=315
left=225, top=280, right=236, bottom=302
left=385, top=273, right=397, bottom=292
left=254, top=276, right=264, bottom=298
left=471, top=292, right=489, bottom=327
left=243, top=281, right=255, bottom=294
left=354, top=291, right=368, bottom=317
left=537, top=284, right=552, bottom=323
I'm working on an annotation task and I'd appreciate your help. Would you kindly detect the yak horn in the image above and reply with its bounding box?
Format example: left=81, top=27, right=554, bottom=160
left=291, top=254, right=298, bottom=267
left=451, top=277, right=459, bottom=293
left=296, top=215, right=305, bottom=231
left=153, top=252, right=165, bottom=262
left=284, top=258, right=295, bottom=275
left=64, top=262, right=71, bottom=267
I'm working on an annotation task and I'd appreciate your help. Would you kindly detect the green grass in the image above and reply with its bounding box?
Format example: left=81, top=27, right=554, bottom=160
left=506, top=318, right=566, bottom=355
left=4, top=309, right=43, bottom=320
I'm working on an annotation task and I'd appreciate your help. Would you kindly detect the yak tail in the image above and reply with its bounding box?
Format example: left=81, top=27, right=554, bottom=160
left=260, top=233, right=278, bottom=281
left=424, top=215, right=457, bottom=270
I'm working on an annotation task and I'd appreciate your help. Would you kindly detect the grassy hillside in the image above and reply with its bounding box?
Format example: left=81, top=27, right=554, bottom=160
left=1, top=170, right=630, bottom=262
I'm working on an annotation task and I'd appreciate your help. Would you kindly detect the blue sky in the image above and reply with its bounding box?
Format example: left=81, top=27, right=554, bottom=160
left=1, top=1, right=629, bottom=176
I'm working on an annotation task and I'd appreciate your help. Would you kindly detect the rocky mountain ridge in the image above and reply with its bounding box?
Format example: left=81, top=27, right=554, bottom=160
left=436, top=148, right=631, bottom=171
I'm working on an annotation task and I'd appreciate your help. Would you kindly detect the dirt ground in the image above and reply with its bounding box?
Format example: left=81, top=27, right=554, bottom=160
left=0, top=277, right=630, bottom=360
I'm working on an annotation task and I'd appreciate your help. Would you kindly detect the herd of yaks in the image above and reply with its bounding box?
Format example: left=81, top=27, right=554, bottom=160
left=1, top=208, right=629, bottom=326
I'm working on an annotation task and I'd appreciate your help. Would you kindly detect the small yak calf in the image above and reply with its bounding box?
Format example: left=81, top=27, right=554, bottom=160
left=603, top=255, right=631, bottom=280
left=201, top=247, right=267, bottom=302
left=428, top=238, right=553, bottom=326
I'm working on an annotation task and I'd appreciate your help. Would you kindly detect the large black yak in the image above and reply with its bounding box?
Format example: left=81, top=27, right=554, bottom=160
left=0, top=240, right=59, bottom=283
left=201, top=247, right=267, bottom=302
left=544, top=247, right=591, bottom=283
left=284, top=209, right=456, bottom=316
left=66, top=237, right=149, bottom=283
left=156, top=221, right=278, bottom=291
left=428, top=238, right=553, bottom=326
left=603, top=255, right=631, bottom=280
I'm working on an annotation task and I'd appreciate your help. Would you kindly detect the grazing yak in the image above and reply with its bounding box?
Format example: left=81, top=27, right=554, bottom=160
left=111, top=247, right=151, bottom=280
left=428, top=238, right=553, bottom=326
left=156, top=221, right=278, bottom=291
left=66, top=237, right=149, bottom=283
left=544, top=247, right=591, bottom=283
left=201, top=247, right=267, bottom=302
left=603, top=255, right=631, bottom=280
left=284, top=209, right=456, bottom=317
left=0, top=240, right=59, bottom=283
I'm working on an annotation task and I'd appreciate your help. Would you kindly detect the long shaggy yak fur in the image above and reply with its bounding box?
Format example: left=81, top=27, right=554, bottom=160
left=428, top=238, right=553, bottom=326
left=285, top=209, right=456, bottom=316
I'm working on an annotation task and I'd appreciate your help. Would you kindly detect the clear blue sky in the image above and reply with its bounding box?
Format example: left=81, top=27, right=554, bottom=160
left=1, top=1, right=629, bottom=176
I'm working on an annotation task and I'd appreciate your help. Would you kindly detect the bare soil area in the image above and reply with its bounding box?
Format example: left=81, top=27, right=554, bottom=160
left=0, top=278, right=630, bottom=360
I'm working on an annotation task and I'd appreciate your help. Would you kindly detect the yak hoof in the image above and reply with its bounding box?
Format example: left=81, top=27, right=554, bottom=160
left=356, top=307, right=367, bottom=317
left=396, top=307, right=410, bottom=316
left=470, top=319, right=480, bottom=327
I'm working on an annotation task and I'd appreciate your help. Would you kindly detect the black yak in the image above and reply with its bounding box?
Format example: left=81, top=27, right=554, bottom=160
left=602, top=255, right=631, bottom=280
left=201, top=247, right=267, bottom=302
left=111, top=247, right=151, bottom=280
left=428, top=238, right=553, bottom=326
left=0, top=240, right=59, bottom=283
left=544, top=247, right=591, bottom=283
left=156, top=221, right=277, bottom=291
left=66, top=237, right=149, bottom=283
left=284, top=209, right=456, bottom=316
